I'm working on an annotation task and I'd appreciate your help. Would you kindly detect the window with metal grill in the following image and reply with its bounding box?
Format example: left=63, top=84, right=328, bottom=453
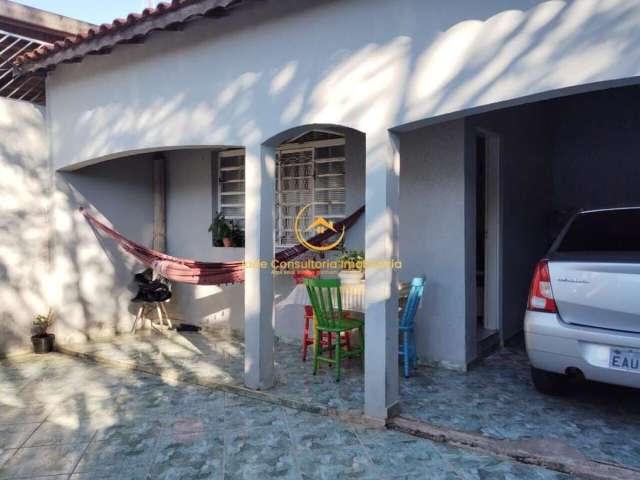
left=214, top=134, right=346, bottom=248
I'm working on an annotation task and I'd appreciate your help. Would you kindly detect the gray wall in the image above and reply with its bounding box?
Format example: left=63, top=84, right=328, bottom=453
left=550, top=85, right=640, bottom=216
left=462, top=85, right=640, bottom=356
left=466, top=103, right=553, bottom=345
left=398, top=119, right=468, bottom=369
left=0, top=98, right=49, bottom=357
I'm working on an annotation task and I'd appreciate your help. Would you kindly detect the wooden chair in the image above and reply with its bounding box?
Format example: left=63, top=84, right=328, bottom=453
left=399, top=276, right=426, bottom=377
left=304, top=278, right=363, bottom=381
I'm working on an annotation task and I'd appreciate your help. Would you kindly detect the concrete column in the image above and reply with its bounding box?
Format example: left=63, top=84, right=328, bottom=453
left=243, top=144, right=276, bottom=390
left=152, top=154, right=167, bottom=252
left=364, top=132, right=400, bottom=420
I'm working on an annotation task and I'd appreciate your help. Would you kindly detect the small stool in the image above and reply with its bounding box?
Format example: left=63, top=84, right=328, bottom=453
left=132, top=301, right=172, bottom=332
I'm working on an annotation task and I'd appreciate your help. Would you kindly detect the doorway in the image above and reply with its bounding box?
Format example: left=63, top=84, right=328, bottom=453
left=475, top=131, right=502, bottom=353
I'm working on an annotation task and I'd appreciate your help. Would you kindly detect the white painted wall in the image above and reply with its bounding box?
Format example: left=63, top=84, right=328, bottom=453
left=45, top=0, right=640, bottom=171
left=30, top=0, right=640, bottom=362
left=50, top=155, right=154, bottom=345
left=398, top=119, right=468, bottom=369
left=0, top=98, right=49, bottom=357
left=162, top=132, right=365, bottom=341
left=165, top=148, right=245, bottom=332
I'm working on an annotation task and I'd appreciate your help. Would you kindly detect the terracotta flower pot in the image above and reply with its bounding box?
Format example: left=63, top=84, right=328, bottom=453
left=222, top=237, right=234, bottom=247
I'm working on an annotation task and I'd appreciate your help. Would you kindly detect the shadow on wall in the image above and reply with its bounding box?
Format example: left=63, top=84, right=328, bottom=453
left=50, top=0, right=640, bottom=172
left=32, top=0, right=640, bottom=354
left=0, top=99, right=49, bottom=357
left=49, top=156, right=156, bottom=345
left=168, top=283, right=244, bottom=333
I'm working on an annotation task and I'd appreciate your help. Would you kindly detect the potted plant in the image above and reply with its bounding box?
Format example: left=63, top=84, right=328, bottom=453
left=338, top=249, right=365, bottom=284
left=32, top=309, right=55, bottom=354
left=229, top=220, right=245, bottom=248
left=209, top=213, right=234, bottom=247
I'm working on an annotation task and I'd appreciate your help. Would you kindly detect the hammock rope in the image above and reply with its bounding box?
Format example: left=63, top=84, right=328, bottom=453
left=80, top=206, right=364, bottom=286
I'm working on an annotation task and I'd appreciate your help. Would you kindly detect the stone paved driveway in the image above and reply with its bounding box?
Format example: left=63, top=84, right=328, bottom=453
left=60, top=329, right=640, bottom=473
left=401, top=343, right=640, bottom=471
left=0, top=353, right=572, bottom=479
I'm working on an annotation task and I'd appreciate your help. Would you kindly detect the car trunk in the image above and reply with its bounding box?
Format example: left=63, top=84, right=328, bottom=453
left=548, top=257, right=640, bottom=333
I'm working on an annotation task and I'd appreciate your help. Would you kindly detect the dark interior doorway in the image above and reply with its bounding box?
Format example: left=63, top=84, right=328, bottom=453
left=476, top=135, right=486, bottom=330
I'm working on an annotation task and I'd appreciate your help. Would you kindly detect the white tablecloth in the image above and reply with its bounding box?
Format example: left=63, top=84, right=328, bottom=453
left=278, top=282, right=365, bottom=313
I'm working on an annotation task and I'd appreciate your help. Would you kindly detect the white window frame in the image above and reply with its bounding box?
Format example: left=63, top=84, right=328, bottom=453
left=217, top=148, right=246, bottom=227
left=276, top=137, right=346, bottom=247
left=214, top=137, right=347, bottom=248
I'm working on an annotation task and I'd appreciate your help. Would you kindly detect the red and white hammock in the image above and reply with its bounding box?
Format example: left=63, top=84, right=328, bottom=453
left=81, top=206, right=364, bottom=286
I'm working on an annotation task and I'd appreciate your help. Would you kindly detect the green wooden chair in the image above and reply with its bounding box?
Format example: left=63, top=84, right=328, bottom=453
left=304, top=278, right=364, bottom=382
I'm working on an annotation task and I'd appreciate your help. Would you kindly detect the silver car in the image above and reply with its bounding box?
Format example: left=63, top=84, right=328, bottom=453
left=525, top=207, right=640, bottom=394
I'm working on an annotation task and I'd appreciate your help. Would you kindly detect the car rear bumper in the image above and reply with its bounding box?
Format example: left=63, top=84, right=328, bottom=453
left=525, top=311, right=640, bottom=389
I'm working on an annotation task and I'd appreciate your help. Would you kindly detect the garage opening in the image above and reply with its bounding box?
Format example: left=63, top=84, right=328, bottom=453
left=468, top=83, right=640, bottom=358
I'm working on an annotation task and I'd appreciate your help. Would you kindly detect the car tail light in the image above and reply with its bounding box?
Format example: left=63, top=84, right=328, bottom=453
left=527, top=260, right=557, bottom=313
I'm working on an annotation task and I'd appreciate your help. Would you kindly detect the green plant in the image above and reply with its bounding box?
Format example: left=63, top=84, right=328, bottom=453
left=33, top=309, right=55, bottom=337
left=229, top=221, right=245, bottom=247
left=209, top=213, right=233, bottom=246
left=339, top=249, right=364, bottom=271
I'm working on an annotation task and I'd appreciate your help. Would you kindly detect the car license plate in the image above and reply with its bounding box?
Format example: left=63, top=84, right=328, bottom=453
left=609, top=349, right=640, bottom=373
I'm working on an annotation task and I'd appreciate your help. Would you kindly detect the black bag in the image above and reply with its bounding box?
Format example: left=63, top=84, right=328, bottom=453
left=131, top=270, right=172, bottom=303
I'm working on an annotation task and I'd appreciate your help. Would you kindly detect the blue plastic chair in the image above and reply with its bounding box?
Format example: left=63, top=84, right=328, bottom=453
left=399, top=276, right=426, bottom=377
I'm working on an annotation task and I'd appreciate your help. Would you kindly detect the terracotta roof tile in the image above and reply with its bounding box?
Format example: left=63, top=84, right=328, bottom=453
left=14, top=0, right=241, bottom=75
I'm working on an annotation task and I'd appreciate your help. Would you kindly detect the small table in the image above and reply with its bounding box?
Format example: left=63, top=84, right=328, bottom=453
left=278, top=281, right=365, bottom=314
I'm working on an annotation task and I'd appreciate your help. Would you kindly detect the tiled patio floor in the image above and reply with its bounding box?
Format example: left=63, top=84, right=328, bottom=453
left=56, top=329, right=640, bottom=472
left=401, top=342, right=640, bottom=471
left=0, top=353, right=570, bottom=480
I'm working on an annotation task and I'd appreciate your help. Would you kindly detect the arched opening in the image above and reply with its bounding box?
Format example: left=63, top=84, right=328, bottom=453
left=266, top=125, right=366, bottom=338
left=54, top=145, right=248, bottom=359
left=243, top=124, right=367, bottom=391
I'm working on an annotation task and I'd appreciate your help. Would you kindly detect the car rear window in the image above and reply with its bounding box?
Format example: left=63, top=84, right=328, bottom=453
left=557, top=209, right=640, bottom=252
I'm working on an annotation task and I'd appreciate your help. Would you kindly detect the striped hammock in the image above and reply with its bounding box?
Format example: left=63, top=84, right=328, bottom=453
left=81, top=206, right=364, bottom=286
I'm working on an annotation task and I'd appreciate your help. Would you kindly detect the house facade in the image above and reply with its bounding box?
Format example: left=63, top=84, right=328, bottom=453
left=4, top=0, right=640, bottom=419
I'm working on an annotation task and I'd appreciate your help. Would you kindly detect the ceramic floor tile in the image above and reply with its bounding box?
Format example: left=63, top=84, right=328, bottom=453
left=73, top=438, right=155, bottom=478
left=148, top=430, right=224, bottom=480
left=353, top=426, right=454, bottom=478
left=1, top=331, right=634, bottom=477
left=285, top=410, right=379, bottom=480
left=0, top=403, right=52, bottom=425
left=160, top=386, right=226, bottom=434
left=432, top=442, right=573, bottom=480
left=0, top=422, right=40, bottom=449
left=24, top=420, right=97, bottom=447
left=224, top=427, right=300, bottom=480
left=93, top=419, right=161, bottom=445
left=0, top=443, right=87, bottom=478
left=0, top=449, right=15, bottom=468
left=224, top=397, right=287, bottom=432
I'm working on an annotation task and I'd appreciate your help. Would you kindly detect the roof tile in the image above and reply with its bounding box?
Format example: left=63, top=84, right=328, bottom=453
left=14, top=0, right=240, bottom=74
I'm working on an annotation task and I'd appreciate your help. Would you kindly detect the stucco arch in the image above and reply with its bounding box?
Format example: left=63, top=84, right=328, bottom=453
left=59, top=144, right=243, bottom=172
left=261, top=123, right=365, bottom=148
